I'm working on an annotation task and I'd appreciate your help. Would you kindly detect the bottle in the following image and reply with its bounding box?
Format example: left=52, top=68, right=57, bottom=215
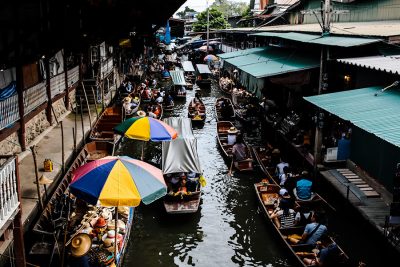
left=44, top=159, right=53, bottom=172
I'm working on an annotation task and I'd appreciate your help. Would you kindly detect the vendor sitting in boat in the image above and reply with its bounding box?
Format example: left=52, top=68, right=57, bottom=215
left=227, top=126, right=239, bottom=145
left=186, top=172, right=200, bottom=192
left=122, top=96, right=138, bottom=115
left=174, top=178, right=188, bottom=198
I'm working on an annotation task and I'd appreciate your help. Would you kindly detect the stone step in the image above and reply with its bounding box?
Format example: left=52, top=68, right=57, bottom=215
left=336, top=168, right=350, bottom=171
left=351, top=181, right=366, bottom=185
left=364, top=191, right=380, bottom=198
left=348, top=178, right=363, bottom=182
left=344, top=175, right=359, bottom=178
left=356, top=184, right=370, bottom=188
left=360, top=187, right=374, bottom=191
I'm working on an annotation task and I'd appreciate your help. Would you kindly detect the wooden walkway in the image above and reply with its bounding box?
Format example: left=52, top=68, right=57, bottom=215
left=321, top=168, right=390, bottom=232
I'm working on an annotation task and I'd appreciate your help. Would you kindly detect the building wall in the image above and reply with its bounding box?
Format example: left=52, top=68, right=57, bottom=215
left=292, top=0, right=400, bottom=24
left=350, top=126, right=400, bottom=192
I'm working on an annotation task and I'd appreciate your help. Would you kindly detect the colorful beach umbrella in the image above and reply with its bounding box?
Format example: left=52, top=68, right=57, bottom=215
left=69, top=156, right=167, bottom=207
left=204, top=54, right=218, bottom=62
left=114, top=116, right=177, bottom=141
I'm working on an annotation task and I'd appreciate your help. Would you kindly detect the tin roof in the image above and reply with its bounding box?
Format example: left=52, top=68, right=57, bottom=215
left=337, top=55, right=400, bottom=75
left=169, top=70, right=187, bottom=86
left=304, top=86, right=400, bottom=147
left=250, top=32, right=381, bottom=47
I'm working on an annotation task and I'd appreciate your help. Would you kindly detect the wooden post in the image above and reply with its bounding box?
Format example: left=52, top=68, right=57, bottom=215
left=79, top=97, right=86, bottom=145
left=91, top=86, right=99, bottom=119
left=63, top=50, right=70, bottom=110
left=81, top=81, right=92, bottom=129
left=72, top=128, right=76, bottom=154
left=44, top=57, right=53, bottom=125
left=61, top=121, right=65, bottom=174
left=16, top=65, right=26, bottom=151
left=13, top=155, right=26, bottom=267
left=31, top=145, right=44, bottom=210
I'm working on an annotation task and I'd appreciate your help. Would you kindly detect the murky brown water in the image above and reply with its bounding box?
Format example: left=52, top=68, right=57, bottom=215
left=119, top=83, right=296, bottom=267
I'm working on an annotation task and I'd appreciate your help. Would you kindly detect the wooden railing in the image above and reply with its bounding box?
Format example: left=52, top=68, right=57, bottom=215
left=23, top=82, right=47, bottom=115
left=0, top=157, right=19, bottom=230
left=67, top=65, right=79, bottom=87
left=0, top=94, right=20, bottom=131
left=100, top=57, right=113, bottom=79
left=50, top=73, right=66, bottom=98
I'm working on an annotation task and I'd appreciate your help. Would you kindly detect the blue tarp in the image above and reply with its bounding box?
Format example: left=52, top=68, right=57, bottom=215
left=164, top=20, right=171, bottom=45
left=0, top=82, right=17, bottom=101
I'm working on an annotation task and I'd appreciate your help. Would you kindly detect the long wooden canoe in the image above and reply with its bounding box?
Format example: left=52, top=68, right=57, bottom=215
left=254, top=182, right=349, bottom=267
left=215, top=97, right=235, bottom=122
left=188, top=98, right=206, bottom=124
left=90, top=106, right=122, bottom=142
left=217, top=121, right=253, bottom=171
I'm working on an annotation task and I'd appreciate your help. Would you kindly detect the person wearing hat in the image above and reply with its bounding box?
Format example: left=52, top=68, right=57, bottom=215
left=69, top=233, right=92, bottom=267
left=93, top=217, right=107, bottom=240
left=102, top=230, right=123, bottom=252
left=123, top=96, right=137, bottom=115
left=136, top=110, right=146, bottom=118
left=227, top=126, right=238, bottom=145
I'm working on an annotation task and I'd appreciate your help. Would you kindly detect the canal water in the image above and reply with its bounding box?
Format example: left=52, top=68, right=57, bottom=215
left=117, top=81, right=399, bottom=267
left=118, top=83, right=296, bottom=267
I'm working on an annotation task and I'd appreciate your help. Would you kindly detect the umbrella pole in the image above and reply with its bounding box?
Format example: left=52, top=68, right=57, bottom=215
left=115, top=207, right=118, bottom=260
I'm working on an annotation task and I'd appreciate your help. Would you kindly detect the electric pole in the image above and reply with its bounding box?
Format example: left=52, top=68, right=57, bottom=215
left=313, top=0, right=331, bottom=173
left=206, top=0, right=210, bottom=54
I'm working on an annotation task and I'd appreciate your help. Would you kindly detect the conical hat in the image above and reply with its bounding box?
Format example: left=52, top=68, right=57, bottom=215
left=137, top=110, right=146, bottom=117
left=38, top=175, right=53, bottom=185
left=71, top=233, right=92, bottom=258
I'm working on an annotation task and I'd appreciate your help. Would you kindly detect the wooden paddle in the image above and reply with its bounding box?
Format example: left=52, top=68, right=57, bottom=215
left=228, top=157, right=234, bottom=177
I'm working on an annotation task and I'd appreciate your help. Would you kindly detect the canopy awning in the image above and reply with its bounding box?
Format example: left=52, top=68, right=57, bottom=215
left=182, top=61, right=195, bottom=72
left=337, top=55, right=400, bottom=75
left=250, top=32, right=381, bottom=47
left=218, top=47, right=268, bottom=59
left=162, top=118, right=202, bottom=174
left=169, top=70, right=187, bottom=86
left=304, top=86, right=400, bottom=148
left=196, top=64, right=212, bottom=74
left=224, top=47, right=319, bottom=78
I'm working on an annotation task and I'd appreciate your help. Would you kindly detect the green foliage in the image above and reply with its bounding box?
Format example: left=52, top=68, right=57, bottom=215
left=192, top=8, right=229, bottom=32
left=211, top=0, right=248, bottom=17
left=176, top=6, right=197, bottom=19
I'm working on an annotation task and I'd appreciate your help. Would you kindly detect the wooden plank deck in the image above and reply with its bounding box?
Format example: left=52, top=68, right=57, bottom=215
left=321, top=170, right=390, bottom=231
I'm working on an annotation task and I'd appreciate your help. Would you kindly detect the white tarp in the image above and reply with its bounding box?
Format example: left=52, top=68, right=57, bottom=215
left=170, top=70, right=187, bottom=86
left=182, top=61, right=195, bottom=72
left=162, top=118, right=202, bottom=174
left=196, top=64, right=212, bottom=74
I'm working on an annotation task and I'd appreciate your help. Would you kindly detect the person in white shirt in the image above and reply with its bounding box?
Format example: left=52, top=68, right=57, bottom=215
left=227, top=127, right=238, bottom=145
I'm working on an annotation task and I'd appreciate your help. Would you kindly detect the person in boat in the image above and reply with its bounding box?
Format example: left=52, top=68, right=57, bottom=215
left=232, top=134, right=248, bottom=161
left=295, top=205, right=313, bottom=227
left=142, top=86, right=151, bottom=100
left=167, top=174, right=180, bottom=193
left=153, top=106, right=161, bottom=118
left=293, top=171, right=315, bottom=201
left=186, top=172, right=199, bottom=192
left=276, top=157, right=289, bottom=177
left=165, top=93, right=174, bottom=106
left=147, top=106, right=157, bottom=118
left=221, top=99, right=233, bottom=120
left=302, top=233, right=342, bottom=267
left=155, top=92, right=163, bottom=104
left=227, top=126, right=238, bottom=145
left=194, top=92, right=201, bottom=103
left=270, top=193, right=296, bottom=228
left=174, top=175, right=189, bottom=197
left=279, top=166, right=291, bottom=187
left=122, top=96, right=136, bottom=115
left=288, top=211, right=328, bottom=246
left=177, top=85, right=186, bottom=96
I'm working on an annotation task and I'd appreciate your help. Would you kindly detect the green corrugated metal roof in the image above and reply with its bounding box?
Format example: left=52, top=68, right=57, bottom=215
left=304, top=87, right=400, bottom=147
left=225, top=47, right=319, bottom=78
left=170, top=70, right=187, bottom=86
left=250, top=32, right=381, bottom=47
left=217, top=47, right=267, bottom=59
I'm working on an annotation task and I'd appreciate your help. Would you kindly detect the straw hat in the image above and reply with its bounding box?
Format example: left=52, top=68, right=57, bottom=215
left=227, top=126, right=238, bottom=134
left=107, top=219, right=126, bottom=231
left=38, top=175, right=53, bottom=185
left=272, top=148, right=281, bottom=154
left=279, top=188, right=291, bottom=199
left=70, top=233, right=92, bottom=258
left=123, top=96, right=132, bottom=103
left=117, top=207, right=130, bottom=217
left=137, top=110, right=146, bottom=117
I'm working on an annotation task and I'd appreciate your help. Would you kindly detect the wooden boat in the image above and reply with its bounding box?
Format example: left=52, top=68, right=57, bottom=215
left=216, top=121, right=253, bottom=171
left=188, top=97, right=206, bottom=124
left=30, top=141, right=135, bottom=267
left=171, top=85, right=187, bottom=99
left=162, top=118, right=203, bottom=214
left=195, top=64, right=212, bottom=89
left=254, top=182, right=349, bottom=267
left=218, top=78, right=233, bottom=95
left=90, top=106, right=122, bottom=142
left=215, top=97, right=235, bottom=122
left=123, top=94, right=141, bottom=119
